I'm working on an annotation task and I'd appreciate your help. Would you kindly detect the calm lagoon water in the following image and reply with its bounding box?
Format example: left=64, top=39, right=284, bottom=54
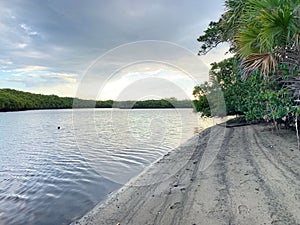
left=0, top=108, right=203, bottom=225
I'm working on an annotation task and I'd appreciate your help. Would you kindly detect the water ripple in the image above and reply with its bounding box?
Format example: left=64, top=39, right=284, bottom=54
left=0, top=109, right=200, bottom=225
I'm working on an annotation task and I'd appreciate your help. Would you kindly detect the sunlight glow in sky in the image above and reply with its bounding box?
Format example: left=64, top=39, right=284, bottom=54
left=0, top=0, right=231, bottom=100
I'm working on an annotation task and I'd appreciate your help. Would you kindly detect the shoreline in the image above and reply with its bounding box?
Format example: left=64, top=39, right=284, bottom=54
left=73, top=123, right=300, bottom=225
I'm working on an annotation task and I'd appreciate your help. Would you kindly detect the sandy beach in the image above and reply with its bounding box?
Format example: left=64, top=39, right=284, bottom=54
left=73, top=124, right=300, bottom=225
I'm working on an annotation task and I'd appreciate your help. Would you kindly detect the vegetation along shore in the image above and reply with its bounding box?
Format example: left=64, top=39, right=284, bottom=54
left=1, top=0, right=300, bottom=224
left=0, top=89, right=193, bottom=112
left=193, top=0, right=300, bottom=128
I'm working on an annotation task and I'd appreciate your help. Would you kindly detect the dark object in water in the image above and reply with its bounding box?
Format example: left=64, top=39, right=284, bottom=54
left=57, top=126, right=60, bottom=129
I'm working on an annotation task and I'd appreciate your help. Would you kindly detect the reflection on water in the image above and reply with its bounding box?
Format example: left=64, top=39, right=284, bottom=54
left=73, top=109, right=200, bottom=184
left=0, top=108, right=216, bottom=225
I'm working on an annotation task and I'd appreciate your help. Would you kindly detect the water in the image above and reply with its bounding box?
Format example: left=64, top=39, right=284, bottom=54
left=0, top=108, right=202, bottom=225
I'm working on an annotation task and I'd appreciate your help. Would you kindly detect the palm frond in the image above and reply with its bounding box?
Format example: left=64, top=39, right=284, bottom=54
left=236, top=26, right=260, bottom=57
left=236, top=0, right=300, bottom=79
left=241, top=53, right=277, bottom=78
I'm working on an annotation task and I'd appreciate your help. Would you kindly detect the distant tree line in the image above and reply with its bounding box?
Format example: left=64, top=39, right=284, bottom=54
left=0, top=89, right=193, bottom=112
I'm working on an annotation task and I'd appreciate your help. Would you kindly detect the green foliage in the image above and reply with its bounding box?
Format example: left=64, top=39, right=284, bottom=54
left=236, top=0, right=300, bottom=57
left=198, top=0, right=300, bottom=55
left=241, top=75, right=294, bottom=121
left=192, top=82, right=212, bottom=116
left=0, top=89, right=194, bottom=112
left=197, top=19, right=228, bottom=55
left=0, top=89, right=74, bottom=111
left=193, top=57, right=294, bottom=121
left=196, top=0, right=300, bottom=125
left=193, top=57, right=243, bottom=116
left=113, top=98, right=193, bottom=109
left=197, top=0, right=248, bottom=55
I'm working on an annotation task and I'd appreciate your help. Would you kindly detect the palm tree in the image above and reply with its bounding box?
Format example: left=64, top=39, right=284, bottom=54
left=234, top=0, right=300, bottom=78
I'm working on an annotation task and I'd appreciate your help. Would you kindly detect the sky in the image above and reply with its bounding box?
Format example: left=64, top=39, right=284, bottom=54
left=0, top=0, right=231, bottom=100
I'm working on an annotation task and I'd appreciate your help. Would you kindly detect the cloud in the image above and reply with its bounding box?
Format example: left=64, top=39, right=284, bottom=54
left=0, top=0, right=228, bottom=98
left=16, top=43, right=27, bottom=49
left=99, top=68, right=198, bottom=100
left=2, top=63, right=78, bottom=89
left=0, top=59, right=13, bottom=66
left=73, top=41, right=211, bottom=100
left=20, top=23, right=40, bottom=36
left=6, top=71, right=78, bottom=87
left=15, top=65, right=47, bottom=72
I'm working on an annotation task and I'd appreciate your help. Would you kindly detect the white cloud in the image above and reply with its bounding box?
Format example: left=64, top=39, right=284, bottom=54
left=16, top=43, right=27, bottom=49
left=4, top=64, right=78, bottom=89
left=15, top=65, right=47, bottom=72
left=0, top=59, right=13, bottom=65
left=12, top=50, right=50, bottom=59
left=47, top=72, right=78, bottom=83
left=99, top=68, right=199, bottom=100
left=20, top=23, right=40, bottom=36
left=25, top=83, right=78, bottom=97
